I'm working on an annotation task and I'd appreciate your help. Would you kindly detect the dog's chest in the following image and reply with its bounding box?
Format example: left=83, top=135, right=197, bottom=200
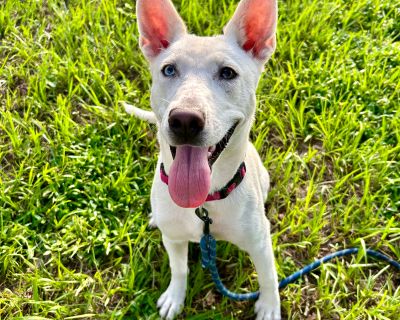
left=196, top=202, right=248, bottom=244
left=154, top=199, right=246, bottom=244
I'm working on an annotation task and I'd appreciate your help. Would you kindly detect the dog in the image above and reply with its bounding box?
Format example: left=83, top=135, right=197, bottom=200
left=124, top=0, right=280, bottom=319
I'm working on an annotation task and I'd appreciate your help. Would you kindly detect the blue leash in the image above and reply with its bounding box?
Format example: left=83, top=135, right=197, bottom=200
left=196, top=207, right=400, bottom=301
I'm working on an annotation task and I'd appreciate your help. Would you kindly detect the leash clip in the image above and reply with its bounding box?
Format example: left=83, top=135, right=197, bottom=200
left=195, top=207, right=212, bottom=235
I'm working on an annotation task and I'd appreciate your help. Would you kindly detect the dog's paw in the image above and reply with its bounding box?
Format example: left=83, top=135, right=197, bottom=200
left=255, top=294, right=281, bottom=320
left=157, top=286, right=185, bottom=319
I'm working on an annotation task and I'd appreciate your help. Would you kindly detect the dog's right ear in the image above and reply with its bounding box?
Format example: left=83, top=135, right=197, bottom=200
left=136, top=0, right=187, bottom=60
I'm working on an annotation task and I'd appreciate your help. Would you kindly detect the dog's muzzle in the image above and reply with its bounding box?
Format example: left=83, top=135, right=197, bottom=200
left=166, top=116, right=239, bottom=208
left=169, top=121, right=239, bottom=168
left=168, top=108, right=205, bottom=145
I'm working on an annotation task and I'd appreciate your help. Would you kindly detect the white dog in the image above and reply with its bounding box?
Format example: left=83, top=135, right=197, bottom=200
left=125, top=0, right=281, bottom=319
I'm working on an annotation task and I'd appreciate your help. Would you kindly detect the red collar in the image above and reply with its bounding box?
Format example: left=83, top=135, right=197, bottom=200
left=160, top=162, right=246, bottom=201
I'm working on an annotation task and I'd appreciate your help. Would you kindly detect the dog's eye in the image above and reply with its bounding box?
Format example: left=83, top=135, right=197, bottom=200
left=219, top=67, right=237, bottom=80
left=162, top=64, right=177, bottom=77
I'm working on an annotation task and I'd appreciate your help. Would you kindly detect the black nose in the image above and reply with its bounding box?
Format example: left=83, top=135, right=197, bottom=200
left=168, top=109, right=205, bottom=142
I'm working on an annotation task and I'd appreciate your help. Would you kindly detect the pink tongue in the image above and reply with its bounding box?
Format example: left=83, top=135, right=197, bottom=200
left=168, top=145, right=211, bottom=208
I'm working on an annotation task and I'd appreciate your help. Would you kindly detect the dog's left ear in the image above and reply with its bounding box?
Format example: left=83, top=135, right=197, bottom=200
left=224, top=0, right=277, bottom=62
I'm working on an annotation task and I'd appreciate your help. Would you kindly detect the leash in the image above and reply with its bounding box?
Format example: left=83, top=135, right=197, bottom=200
left=195, top=207, right=400, bottom=301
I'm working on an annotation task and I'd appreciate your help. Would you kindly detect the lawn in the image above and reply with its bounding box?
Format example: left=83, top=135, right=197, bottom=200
left=0, top=0, right=399, bottom=319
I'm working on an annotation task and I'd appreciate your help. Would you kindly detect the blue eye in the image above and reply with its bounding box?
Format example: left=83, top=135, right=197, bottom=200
left=219, top=67, right=237, bottom=80
left=162, top=64, right=177, bottom=77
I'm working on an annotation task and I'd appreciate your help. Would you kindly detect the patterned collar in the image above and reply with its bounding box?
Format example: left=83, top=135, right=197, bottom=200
left=160, top=162, right=246, bottom=202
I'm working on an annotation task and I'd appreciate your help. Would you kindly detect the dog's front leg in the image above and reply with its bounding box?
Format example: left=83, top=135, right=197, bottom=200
left=157, top=235, right=188, bottom=319
left=246, top=219, right=281, bottom=320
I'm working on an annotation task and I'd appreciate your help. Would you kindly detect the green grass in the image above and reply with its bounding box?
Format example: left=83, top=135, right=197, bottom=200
left=1, top=0, right=399, bottom=319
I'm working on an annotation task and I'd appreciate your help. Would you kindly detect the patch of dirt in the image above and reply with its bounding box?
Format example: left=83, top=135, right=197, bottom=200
left=8, top=75, right=28, bottom=97
left=71, top=102, right=96, bottom=125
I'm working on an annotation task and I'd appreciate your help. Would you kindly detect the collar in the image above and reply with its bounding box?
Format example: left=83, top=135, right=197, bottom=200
left=160, top=162, right=246, bottom=202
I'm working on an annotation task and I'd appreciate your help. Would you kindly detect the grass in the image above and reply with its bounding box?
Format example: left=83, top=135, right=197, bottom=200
left=0, top=0, right=399, bottom=318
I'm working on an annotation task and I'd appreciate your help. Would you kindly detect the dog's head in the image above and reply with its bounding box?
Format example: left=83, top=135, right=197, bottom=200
left=136, top=0, right=277, bottom=208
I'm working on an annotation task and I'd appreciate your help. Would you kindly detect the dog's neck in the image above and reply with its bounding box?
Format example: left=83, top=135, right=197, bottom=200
left=158, top=122, right=251, bottom=192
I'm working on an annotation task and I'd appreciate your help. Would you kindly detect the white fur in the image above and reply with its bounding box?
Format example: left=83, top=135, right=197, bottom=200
left=132, top=1, right=281, bottom=319
left=122, top=102, right=157, bottom=123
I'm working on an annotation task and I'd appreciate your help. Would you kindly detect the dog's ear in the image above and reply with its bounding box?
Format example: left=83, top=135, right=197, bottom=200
left=136, top=0, right=187, bottom=60
left=224, top=0, right=277, bottom=62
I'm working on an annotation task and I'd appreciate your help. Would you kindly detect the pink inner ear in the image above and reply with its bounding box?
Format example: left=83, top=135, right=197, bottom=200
left=140, top=2, right=172, bottom=55
left=240, top=0, right=275, bottom=57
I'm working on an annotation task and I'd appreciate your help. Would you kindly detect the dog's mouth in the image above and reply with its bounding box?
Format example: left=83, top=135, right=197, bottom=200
left=169, top=122, right=238, bottom=167
left=167, top=122, right=238, bottom=209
